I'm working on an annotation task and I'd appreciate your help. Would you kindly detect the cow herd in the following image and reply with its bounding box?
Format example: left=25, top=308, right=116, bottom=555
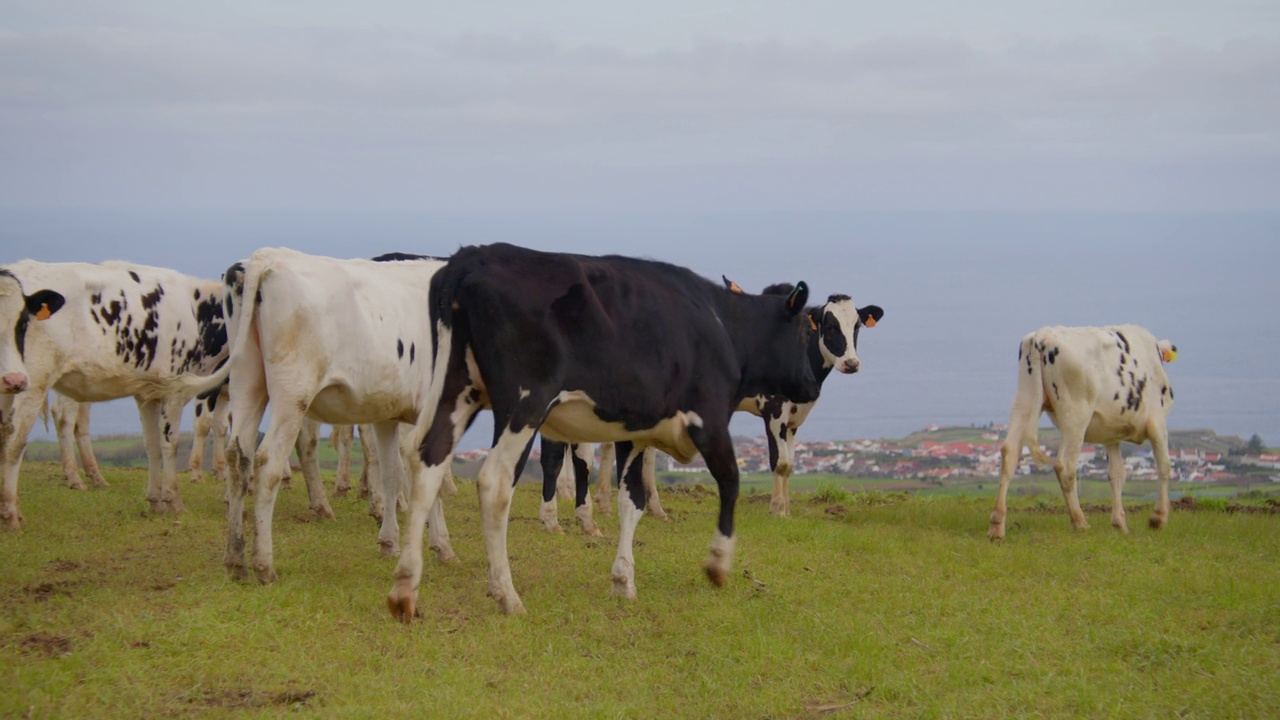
left=0, top=244, right=1178, bottom=620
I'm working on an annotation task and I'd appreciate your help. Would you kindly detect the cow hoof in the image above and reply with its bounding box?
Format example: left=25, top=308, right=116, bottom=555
left=585, top=526, right=604, bottom=538
left=987, top=529, right=1006, bottom=542
left=496, top=595, right=527, bottom=615
left=610, top=575, right=638, bottom=600
left=1148, top=516, right=1166, bottom=530
left=313, top=505, right=336, bottom=521
left=378, top=539, right=400, bottom=558
left=333, top=485, right=350, bottom=498
left=90, top=477, right=110, bottom=488
left=254, top=564, right=277, bottom=585
left=1, top=510, right=25, bottom=530
left=67, top=479, right=87, bottom=490
left=225, top=562, right=249, bottom=583
left=1112, top=520, right=1130, bottom=534
left=387, top=589, right=417, bottom=623
left=149, top=498, right=185, bottom=515
left=650, top=509, right=670, bottom=523
left=189, top=472, right=203, bottom=484
left=704, top=562, right=729, bottom=588
left=431, top=545, right=458, bottom=563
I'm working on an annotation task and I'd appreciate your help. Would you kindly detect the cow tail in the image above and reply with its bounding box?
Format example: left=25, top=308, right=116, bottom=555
left=1006, top=334, right=1052, bottom=468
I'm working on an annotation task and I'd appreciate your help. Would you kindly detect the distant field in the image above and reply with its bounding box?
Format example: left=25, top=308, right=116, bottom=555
left=2, top=462, right=1278, bottom=719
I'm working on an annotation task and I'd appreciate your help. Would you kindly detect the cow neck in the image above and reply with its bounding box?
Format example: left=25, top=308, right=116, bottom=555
left=710, top=288, right=805, bottom=399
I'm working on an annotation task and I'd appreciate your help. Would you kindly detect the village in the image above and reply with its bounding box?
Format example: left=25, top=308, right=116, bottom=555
left=455, top=425, right=1280, bottom=485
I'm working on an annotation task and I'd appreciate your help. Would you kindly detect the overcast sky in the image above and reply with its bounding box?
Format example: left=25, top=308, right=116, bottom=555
left=2, top=1, right=1277, bottom=213
left=4, top=2, right=1278, bottom=447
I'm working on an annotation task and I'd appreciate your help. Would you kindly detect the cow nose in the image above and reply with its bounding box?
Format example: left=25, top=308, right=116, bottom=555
left=841, top=359, right=860, bottom=374
left=1, top=372, right=28, bottom=393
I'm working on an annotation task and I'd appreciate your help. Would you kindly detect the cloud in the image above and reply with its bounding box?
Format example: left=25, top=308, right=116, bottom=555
left=0, top=27, right=1276, bottom=210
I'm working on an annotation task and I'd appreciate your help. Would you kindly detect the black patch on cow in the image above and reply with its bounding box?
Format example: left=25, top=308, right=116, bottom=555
left=1046, top=347, right=1059, bottom=365
left=141, top=285, right=164, bottom=310
left=1115, top=331, right=1130, bottom=354
left=397, top=339, right=404, bottom=359
left=129, top=271, right=141, bottom=283
left=89, top=308, right=100, bottom=325
left=371, top=252, right=446, bottom=262
left=254, top=288, right=263, bottom=306
left=1114, top=392, right=1121, bottom=401
left=1169, top=387, right=1174, bottom=400
left=819, top=309, right=846, bottom=360
left=1052, top=382, right=1059, bottom=400
left=100, top=300, right=124, bottom=326
left=410, top=342, right=416, bottom=363
left=13, top=308, right=30, bottom=358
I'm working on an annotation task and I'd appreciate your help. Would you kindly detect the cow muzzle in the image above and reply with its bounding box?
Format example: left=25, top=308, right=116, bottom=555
left=1, top=372, right=29, bottom=394
left=839, top=358, right=861, bottom=374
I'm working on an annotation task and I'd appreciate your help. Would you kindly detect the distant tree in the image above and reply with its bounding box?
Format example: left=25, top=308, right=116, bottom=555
left=1247, top=434, right=1267, bottom=455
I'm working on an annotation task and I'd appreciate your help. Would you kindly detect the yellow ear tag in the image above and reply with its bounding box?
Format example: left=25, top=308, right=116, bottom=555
left=864, top=317, right=876, bottom=328
left=1162, top=349, right=1177, bottom=363
left=808, top=316, right=818, bottom=331
left=35, top=304, right=52, bottom=321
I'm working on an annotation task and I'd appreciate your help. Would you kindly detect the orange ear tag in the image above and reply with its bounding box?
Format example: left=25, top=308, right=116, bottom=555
left=864, top=317, right=876, bottom=328
left=1162, top=349, right=1177, bottom=363
left=727, top=281, right=743, bottom=294
left=808, top=316, right=818, bottom=331
left=35, top=304, right=52, bottom=321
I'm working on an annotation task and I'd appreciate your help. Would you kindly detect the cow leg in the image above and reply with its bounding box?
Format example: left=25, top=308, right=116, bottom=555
left=294, top=419, right=336, bottom=519
left=641, top=446, right=669, bottom=522
left=1105, top=442, right=1129, bottom=533
left=593, top=441, right=615, bottom=515
left=1148, top=424, right=1173, bottom=530
left=572, top=442, right=603, bottom=536
left=52, top=396, right=86, bottom=490
left=1053, top=426, right=1089, bottom=531
left=477, top=425, right=537, bottom=615
left=359, top=423, right=378, bottom=502
left=388, top=369, right=483, bottom=622
left=765, top=411, right=791, bottom=517
left=611, top=442, right=647, bottom=600
left=398, top=428, right=455, bottom=562
left=151, top=397, right=187, bottom=515
left=539, top=437, right=567, bottom=534
left=73, top=401, right=108, bottom=487
left=331, top=424, right=354, bottom=496
left=1, top=391, right=45, bottom=529
left=189, top=399, right=212, bottom=483
left=990, top=440, right=1020, bottom=541
left=136, top=399, right=167, bottom=512
left=250, top=405, right=311, bottom=584
left=208, top=392, right=229, bottom=485
left=690, top=423, right=740, bottom=587
left=372, top=420, right=405, bottom=556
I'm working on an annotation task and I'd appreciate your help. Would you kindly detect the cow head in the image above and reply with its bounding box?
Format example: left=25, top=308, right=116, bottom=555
left=814, top=296, right=884, bottom=374
left=1157, top=339, right=1178, bottom=364
left=0, top=270, right=66, bottom=394
left=723, top=276, right=884, bottom=376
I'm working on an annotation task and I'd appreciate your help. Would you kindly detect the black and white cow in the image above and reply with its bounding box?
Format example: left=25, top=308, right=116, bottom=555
left=989, top=324, right=1178, bottom=540
left=0, top=260, right=227, bottom=528
left=45, top=392, right=109, bottom=489
left=540, top=279, right=883, bottom=534
left=167, top=248, right=455, bottom=584
left=387, top=243, right=820, bottom=619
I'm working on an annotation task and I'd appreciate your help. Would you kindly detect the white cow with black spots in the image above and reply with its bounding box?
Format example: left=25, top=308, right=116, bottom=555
left=1, top=261, right=228, bottom=528
left=165, top=248, right=454, bottom=584
left=989, top=324, right=1178, bottom=540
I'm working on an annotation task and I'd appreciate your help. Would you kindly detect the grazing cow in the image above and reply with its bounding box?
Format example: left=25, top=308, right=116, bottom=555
left=387, top=243, right=820, bottom=619
left=166, top=248, right=455, bottom=584
left=1, top=261, right=227, bottom=528
left=989, top=325, right=1178, bottom=540
left=582, top=280, right=884, bottom=521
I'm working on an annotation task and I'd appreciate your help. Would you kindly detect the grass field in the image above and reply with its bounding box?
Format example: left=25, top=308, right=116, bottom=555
left=3, top=462, right=1279, bottom=719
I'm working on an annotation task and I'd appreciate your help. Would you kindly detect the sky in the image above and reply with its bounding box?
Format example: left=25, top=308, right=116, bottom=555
left=3, top=2, right=1278, bottom=448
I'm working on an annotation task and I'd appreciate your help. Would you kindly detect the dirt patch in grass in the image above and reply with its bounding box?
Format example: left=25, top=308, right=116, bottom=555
left=186, top=687, right=317, bottom=710
left=16, top=632, right=75, bottom=659
left=21, top=580, right=76, bottom=602
left=44, top=559, right=82, bottom=573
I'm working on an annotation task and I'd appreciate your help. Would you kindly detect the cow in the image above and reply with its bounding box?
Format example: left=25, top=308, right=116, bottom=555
left=187, top=385, right=231, bottom=484
left=387, top=243, right=820, bottom=620
left=165, top=248, right=456, bottom=584
left=583, top=280, right=884, bottom=521
left=0, top=269, right=63, bottom=396
left=989, top=325, right=1178, bottom=541
left=0, top=260, right=228, bottom=529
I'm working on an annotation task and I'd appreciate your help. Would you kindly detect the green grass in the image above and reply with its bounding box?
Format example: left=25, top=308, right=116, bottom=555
left=3, top=463, right=1279, bottom=719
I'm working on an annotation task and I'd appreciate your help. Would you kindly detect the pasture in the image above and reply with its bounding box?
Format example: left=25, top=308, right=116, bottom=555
left=3, top=462, right=1278, bottom=719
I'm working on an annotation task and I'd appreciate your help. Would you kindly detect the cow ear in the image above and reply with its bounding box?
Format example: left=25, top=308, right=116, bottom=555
left=25, top=290, right=65, bottom=321
left=721, top=275, right=744, bottom=294
left=786, top=282, right=808, bottom=316
left=859, top=305, right=884, bottom=328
